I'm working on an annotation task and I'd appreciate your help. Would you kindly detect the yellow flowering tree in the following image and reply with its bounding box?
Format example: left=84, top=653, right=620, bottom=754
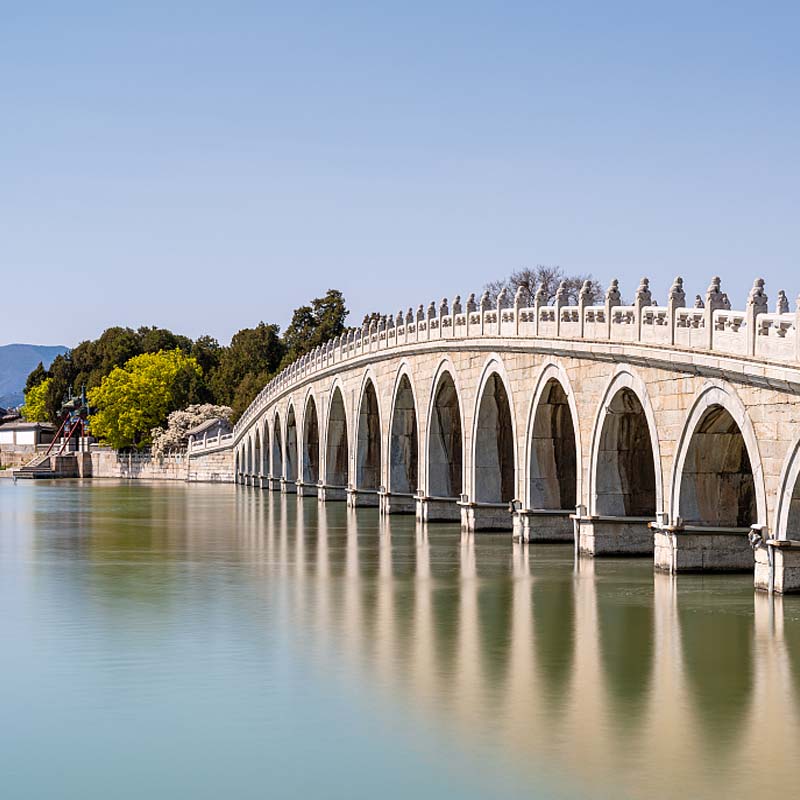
left=21, top=377, right=53, bottom=422
left=88, top=350, right=202, bottom=449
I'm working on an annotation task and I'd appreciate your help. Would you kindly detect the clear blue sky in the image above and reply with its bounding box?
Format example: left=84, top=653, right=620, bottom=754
left=2, top=1, right=798, bottom=347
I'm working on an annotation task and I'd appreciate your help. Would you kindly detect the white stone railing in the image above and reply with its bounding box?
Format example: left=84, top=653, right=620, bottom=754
left=188, top=432, right=234, bottom=454
left=233, top=276, right=799, bottom=438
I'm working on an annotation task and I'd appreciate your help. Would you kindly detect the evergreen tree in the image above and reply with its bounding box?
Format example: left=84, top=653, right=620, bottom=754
left=281, top=289, right=348, bottom=367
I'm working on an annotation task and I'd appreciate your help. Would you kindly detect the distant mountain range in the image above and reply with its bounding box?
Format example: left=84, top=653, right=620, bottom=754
left=0, top=344, right=69, bottom=409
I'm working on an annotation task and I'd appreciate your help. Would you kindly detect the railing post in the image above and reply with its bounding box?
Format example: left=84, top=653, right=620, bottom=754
left=534, top=282, right=546, bottom=337
left=438, top=298, right=448, bottom=340
left=745, top=278, right=768, bottom=357
left=633, top=277, right=651, bottom=342
left=452, top=294, right=462, bottom=339
left=704, top=276, right=727, bottom=351
left=513, top=286, right=526, bottom=336
left=578, top=280, right=592, bottom=338
left=604, top=279, right=621, bottom=339
left=479, top=291, right=490, bottom=336
left=667, top=277, right=685, bottom=345
left=465, top=293, right=476, bottom=337
left=554, top=281, right=568, bottom=338
left=496, top=288, right=508, bottom=336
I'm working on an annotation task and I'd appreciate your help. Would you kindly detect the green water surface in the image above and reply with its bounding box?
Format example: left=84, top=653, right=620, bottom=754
left=1, top=481, right=799, bottom=799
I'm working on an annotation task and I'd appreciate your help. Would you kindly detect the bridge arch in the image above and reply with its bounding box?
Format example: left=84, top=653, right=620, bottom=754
left=254, top=428, right=262, bottom=478
left=262, top=418, right=270, bottom=477
left=525, top=361, right=582, bottom=511
left=356, top=371, right=382, bottom=491
left=588, top=367, right=663, bottom=518
left=285, top=403, right=298, bottom=483
left=670, top=382, right=766, bottom=529
left=302, top=391, right=321, bottom=485
left=470, top=356, right=517, bottom=504
left=388, top=364, right=420, bottom=495
left=271, top=411, right=283, bottom=479
left=325, top=381, right=350, bottom=488
left=775, top=436, right=800, bottom=541
left=425, top=358, right=465, bottom=499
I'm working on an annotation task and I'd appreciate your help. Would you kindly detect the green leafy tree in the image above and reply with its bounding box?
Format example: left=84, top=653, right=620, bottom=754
left=211, top=323, right=285, bottom=408
left=281, top=289, right=348, bottom=367
left=190, top=335, right=222, bottom=378
left=70, top=327, right=142, bottom=390
left=20, top=377, right=52, bottom=422
left=88, top=350, right=202, bottom=449
left=138, top=326, right=193, bottom=355
left=42, top=353, right=76, bottom=423
left=230, top=371, right=271, bottom=421
left=25, top=362, right=49, bottom=393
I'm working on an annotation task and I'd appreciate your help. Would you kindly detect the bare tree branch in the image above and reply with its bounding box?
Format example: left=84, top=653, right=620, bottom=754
left=484, top=265, right=604, bottom=306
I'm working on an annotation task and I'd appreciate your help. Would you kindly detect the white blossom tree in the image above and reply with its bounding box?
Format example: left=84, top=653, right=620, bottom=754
left=150, top=404, right=232, bottom=456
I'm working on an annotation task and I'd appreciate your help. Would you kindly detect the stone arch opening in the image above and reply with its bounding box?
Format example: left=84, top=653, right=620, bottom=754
left=786, top=476, right=800, bottom=538
left=326, top=388, right=349, bottom=487
left=246, top=438, right=253, bottom=475
left=356, top=380, right=381, bottom=490
left=302, top=397, right=320, bottom=484
left=474, top=372, right=515, bottom=503
left=594, top=388, right=656, bottom=517
left=428, top=371, right=463, bottom=498
left=235, top=449, right=240, bottom=478
left=254, top=430, right=262, bottom=477
left=776, top=440, right=800, bottom=542
left=389, top=375, right=418, bottom=494
left=272, top=414, right=283, bottom=478
left=529, top=379, right=578, bottom=510
left=285, top=406, right=298, bottom=483
left=678, top=405, right=756, bottom=528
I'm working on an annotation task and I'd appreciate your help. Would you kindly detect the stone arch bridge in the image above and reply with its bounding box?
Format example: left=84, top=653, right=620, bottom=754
left=190, top=276, right=800, bottom=592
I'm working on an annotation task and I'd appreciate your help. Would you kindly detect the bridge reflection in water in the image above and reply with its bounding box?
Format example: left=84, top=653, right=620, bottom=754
left=15, top=481, right=800, bottom=799
left=222, top=489, right=800, bottom=800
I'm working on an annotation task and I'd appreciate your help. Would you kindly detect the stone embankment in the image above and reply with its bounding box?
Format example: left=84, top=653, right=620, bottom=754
left=6, top=446, right=233, bottom=483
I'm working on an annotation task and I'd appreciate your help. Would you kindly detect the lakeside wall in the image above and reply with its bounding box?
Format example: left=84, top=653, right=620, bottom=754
left=1, top=446, right=234, bottom=483
left=89, top=448, right=234, bottom=482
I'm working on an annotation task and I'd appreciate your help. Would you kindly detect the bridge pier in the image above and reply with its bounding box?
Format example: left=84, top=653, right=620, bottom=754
left=513, top=509, right=574, bottom=542
left=280, top=478, right=296, bottom=494
left=572, top=514, right=654, bottom=556
left=459, top=499, right=513, bottom=532
left=296, top=481, right=317, bottom=497
left=378, top=490, right=416, bottom=515
left=415, top=494, right=461, bottom=523
left=346, top=487, right=379, bottom=508
left=317, top=484, right=347, bottom=502
left=754, top=540, right=800, bottom=593
left=267, top=476, right=281, bottom=491
left=653, top=524, right=756, bottom=573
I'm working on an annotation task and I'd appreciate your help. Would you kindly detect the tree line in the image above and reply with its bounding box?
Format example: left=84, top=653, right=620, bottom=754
left=22, top=289, right=348, bottom=446
left=22, top=265, right=603, bottom=450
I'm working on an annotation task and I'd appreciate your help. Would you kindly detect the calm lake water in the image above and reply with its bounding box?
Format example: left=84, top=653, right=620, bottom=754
left=3, top=480, right=800, bottom=799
